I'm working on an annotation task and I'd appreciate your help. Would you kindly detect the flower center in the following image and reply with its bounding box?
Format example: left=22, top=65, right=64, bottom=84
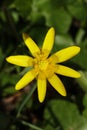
left=38, top=60, right=48, bottom=71
left=33, top=52, right=57, bottom=79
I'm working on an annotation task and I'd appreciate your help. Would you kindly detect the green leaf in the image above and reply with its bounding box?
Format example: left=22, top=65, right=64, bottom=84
left=52, top=34, right=74, bottom=53
left=55, top=34, right=74, bottom=46
left=35, top=0, right=73, bottom=10
left=72, top=39, right=87, bottom=69
left=50, top=0, right=74, bottom=7
left=75, top=28, right=85, bottom=44
left=83, top=94, right=87, bottom=108
left=32, top=0, right=72, bottom=34
left=67, top=0, right=87, bottom=21
left=82, top=94, right=87, bottom=118
left=83, top=108, right=87, bottom=119
left=44, top=100, right=87, bottom=130
left=76, top=71, right=87, bottom=92
left=43, top=7, right=72, bottom=34
left=3, top=86, right=16, bottom=96
left=14, top=0, right=33, bottom=17
left=0, top=72, right=20, bottom=86
left=48, top=8, right=72, bottom=34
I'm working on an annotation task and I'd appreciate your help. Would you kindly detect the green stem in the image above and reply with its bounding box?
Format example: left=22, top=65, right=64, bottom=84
left=76, top=71, right=87, bottom=92
left=21, top=120, right=44, bottom=130
left=17, top=84, right=36, bottom=117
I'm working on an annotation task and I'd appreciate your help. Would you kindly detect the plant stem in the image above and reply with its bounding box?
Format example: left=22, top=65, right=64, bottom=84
left=17, top=84, right=36, bottom=117
left=21, top=120, right=44, bottom=130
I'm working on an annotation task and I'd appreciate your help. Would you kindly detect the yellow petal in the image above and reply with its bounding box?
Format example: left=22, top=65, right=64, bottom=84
left=15, top=70, right=36, bottom=90
left=48, top=74, right=66, bottom=96
left=37, top=78, right=47, bottom=103
left=42, top=27, right=55, bottom=57
left=54, top=46, right=80, bottom=63
left=23, top=33, right=40, bottom=57
left=6, top=55, right=33, bottom=67
left=56, top=65, right=81, bottom=78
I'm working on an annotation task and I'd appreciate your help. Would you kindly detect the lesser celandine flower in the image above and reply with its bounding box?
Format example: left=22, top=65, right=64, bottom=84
left=6, top=27, right=81, bottom=103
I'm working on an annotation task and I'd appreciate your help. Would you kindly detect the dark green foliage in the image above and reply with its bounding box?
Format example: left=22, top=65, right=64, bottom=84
left=0, top=0, right=87, bottom=129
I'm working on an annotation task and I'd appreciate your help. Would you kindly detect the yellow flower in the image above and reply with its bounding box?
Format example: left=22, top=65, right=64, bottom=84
left=6, top=27, right=81, bottom=103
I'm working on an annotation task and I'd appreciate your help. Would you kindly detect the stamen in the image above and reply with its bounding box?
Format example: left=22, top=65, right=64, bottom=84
left=39, top=60, right=48, bottom=71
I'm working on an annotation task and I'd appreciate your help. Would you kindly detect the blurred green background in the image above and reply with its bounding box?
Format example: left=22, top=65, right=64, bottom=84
left=1, top=0, right=87, bottom=130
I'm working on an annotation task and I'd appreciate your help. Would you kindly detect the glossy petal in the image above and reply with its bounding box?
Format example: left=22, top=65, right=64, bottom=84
left=6, top=55, right=33, bottom=67
left=48, top=74, right=66, bottom=96
left=54, top=46, right=80, bottom=63
left=37, top=78, right=46, bottom=103
left=15, top=70, right=36, bottom=90
left=23, top=33, right=40, bottom=57
left=55, top=65, right=81, bottom=78
left=42, top=27, right=55, bottom=57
